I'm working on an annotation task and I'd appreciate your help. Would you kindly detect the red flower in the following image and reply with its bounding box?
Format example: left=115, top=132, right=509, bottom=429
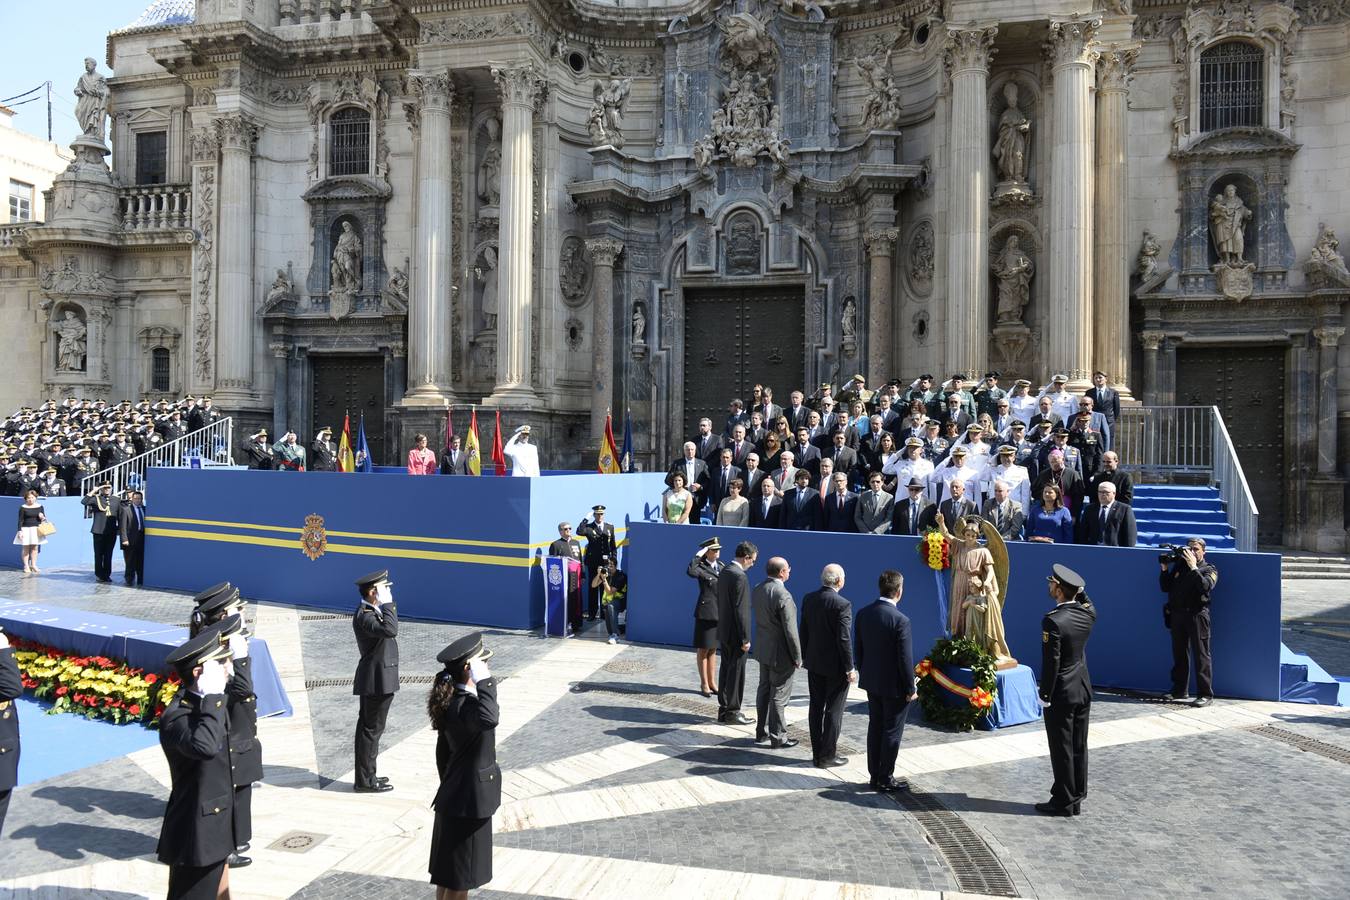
left=143, top=673, right=159, bottom=684
left=129, top=704, right=141, bottom=716
left=55, top=685, right=68, bottom=697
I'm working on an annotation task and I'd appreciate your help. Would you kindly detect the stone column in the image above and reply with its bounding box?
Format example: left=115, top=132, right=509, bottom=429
left=1140, top=331, right=1164, bottom=406
left=864, top=228, right=899, bottom=383
left=489, top=64, right=546, bottom=408
left=214, top=113, right=261, bottom=403
left=1094, top=44, right=1139, bottom=398
left=270, top=342, right=290, bottom=436
left=1045, top=16, right=1100, bottom=391
left=586, top=238, right=623, bottom=442
left=404, top=70, right=455, bottom=404
left=1315, top=326, right=1345, bottom=476
left=943, top=25, right=998, bottom=377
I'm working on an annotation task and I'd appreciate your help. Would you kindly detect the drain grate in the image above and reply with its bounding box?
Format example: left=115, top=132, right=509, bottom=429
left=1248, top=725, right=1350, bottom=765
left=267, top=830, right=329, bottom=853
left=304, top=674, right=438, bottom=690
left=299, top=613, right=347, bottom=621
left=895, top=789, right=1020, bottom=897
left=600, top=659, right=655, bottom=675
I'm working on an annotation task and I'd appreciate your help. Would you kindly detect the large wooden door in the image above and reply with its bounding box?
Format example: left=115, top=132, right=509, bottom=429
left=1176, top=346, right=1284, bottom=544
left=683, top=287, right=805, bottom=440
left=312, top=355, right=387, bottom=465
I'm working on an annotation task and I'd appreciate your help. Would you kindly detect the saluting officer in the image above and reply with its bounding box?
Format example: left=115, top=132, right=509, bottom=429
left=1037, top=564, right=1096, bottom=817
left=191, top=583, right=261, bottom=869
left=0, top=624, right=21, bottom=838
left=353, top=569, right=399, bottom=793
left=157, top=619, right=238, bottom=899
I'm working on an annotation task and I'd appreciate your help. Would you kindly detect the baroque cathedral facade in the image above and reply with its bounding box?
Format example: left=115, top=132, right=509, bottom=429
left=0, top=0, right=1348, bottom=549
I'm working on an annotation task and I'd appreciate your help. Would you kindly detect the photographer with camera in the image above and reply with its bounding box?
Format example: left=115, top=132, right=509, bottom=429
left=1159, top=538, right=1218, bottom=707
left=591, top=557, right=628, bottom=645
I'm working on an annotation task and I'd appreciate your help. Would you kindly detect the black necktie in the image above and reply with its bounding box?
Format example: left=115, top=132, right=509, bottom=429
left=1099, top=506, right=1108, bottom=542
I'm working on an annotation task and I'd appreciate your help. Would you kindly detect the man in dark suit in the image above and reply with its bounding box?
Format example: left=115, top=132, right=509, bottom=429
left=751, top=558, right=802, bottom=749
left=1037, top=564, right=1096, bottom=816
left=352, top=569, right=399, bottom=793
left=548, top=522, right=585, bottom=633
left=707, top=448, right=742, bottom=515
left=749, top=477, right=782, bottom=529
left=726, top=424, right=754, bottom=468
left=438, top=435, right=471, bottom=475
left=1085, top=371, right=1121, bottom=427
left=81, top=482, right=120, bottom=582
left=939, top=394, right=972, bottom=432
left=156, top=623, right=236, bottom=898
left=1076, top=482, right=1137, bottom=546
left=800, top=564, right=854, bottom=768
left=0, top=625, right=20, bottom=838
left=936, top=478, right=978, bottom=526
left=790, top=428, right=821, bottom=471
left=982, top=480, right=1026, bottom=541
left=854, top=569, right=916, bottom=792
left=785, top=391, right=811, bottom=433
left=722, top=401, right=750, bottom=441
left=117, top=489, right=147, bottom=586
left=670, top=442, right=711, bottom=522
left=823, top=472, right=858, bottom=533
left=577, top=506, right=618, bottom=620
left=1033, top=451, right=1086, bottom=517
left=715, top=541, right=758, bottom=725
left=779, top=470, right=821, bottom=531
left=740, top=452, right=767, bottom=499
left=892, top=478, right=935, bottom=535
left=1027, top=396, right=1064, bottom=434
left=818, top=429, right=859, bottom=481
left=1088, top=451, right=1133, bottom=505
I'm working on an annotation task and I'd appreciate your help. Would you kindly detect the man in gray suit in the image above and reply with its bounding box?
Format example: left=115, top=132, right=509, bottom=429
left=854, top=471, right=895, bottom=534
left=981, top=479, right=1026, bottom=541
left=752, top=557, right=803, bottom=749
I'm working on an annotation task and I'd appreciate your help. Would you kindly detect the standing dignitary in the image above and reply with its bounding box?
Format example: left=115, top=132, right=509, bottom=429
left=157, top=622, right=237, bottom=899
left=191, top=585, right=260, bottom=868
left=779, top=469, right=821, bottom=531
left=82, top=482, right=120, bottom=582
left=118, top=489, right=147, bottom=586
left=0, top=625, right=20, bottom=838
left=854, top=471, right=894, bottom=534
left=502, top=425, right=540, bottom=476
left=1084, top=372, right=1121, bottom=427
left=1076, top=482, right=1136, bottom=547
left=1037, top=564, right=1096, bottom=816
left=715, top=541, right=758, bottom=726
left=751, top=558, right=803, bottom=749
left=548, top=523, right=585, bottom=635
left=429, top=633, right=500, bottom=900
left=892, top=477, right=935, bottom=536
left=749, top=476, right=782, bottom=529
left=440, top=436, right=471, bottom=475
left=1160, top=539, right=1219, bottom=706
left=310, top=427, right=337, bottom=471
left=800, top=565, right=854, bottom=767
left=687, top=538, right=723, bottom=697
left=854, top=570, right=915, bottom=792
left=353, top=569, right=399, bottom=793
left=577, top=506, right=618, bottom=621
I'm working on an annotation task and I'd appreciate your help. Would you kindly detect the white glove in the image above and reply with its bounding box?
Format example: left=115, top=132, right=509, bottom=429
left=468, top=657, right=491, bottom=683
left=1037, top=698, right=1050, bottom=709
left=0, top=631, right=9, bottom=650
left=196, top=659, right=228, bottom=695
left=229, top=634, right=249, bottom=660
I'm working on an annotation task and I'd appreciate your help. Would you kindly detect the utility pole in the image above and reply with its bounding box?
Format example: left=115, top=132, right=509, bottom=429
left=46, top=81, right=52, bottom=143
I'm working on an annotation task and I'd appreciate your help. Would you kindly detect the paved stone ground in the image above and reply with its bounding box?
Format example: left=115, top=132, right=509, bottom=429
left=2, top=564, right=1350, bottom=899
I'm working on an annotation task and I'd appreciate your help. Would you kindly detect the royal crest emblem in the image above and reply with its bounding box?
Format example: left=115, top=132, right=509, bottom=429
left=548, top=564, right=563, bottom=587
left=301, top=513, right=327, bottom=561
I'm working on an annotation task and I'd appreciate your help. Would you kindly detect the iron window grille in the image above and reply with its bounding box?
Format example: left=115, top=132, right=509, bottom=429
left=151, top=348, right=171, bottom=392
left=328, top=107, right=370, bottom=177
left=135, top=131, right=168, bottom=184
left=1199, top=41, right=1264, bottom=132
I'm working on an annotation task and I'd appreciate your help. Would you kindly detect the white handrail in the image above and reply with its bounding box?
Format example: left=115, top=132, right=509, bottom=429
left=80, top=416, right=234, bottom=499
left=1210, top=407, right=1259, bottom=552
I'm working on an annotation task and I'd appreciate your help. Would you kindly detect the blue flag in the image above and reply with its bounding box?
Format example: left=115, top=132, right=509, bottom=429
left=620, top=409, right=634, bottom=473
left=356, top=413, right=373, bottom=473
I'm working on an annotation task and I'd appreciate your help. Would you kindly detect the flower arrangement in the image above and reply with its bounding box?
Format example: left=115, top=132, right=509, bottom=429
left=10, top=636, right=181, bottom=727
left=914, top=636, right=999, bottom=731
left=918, top=529, right=951, bottom=571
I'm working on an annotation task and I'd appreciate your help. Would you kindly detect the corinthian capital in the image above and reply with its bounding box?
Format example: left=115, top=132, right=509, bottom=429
left=1096, top=43, right=1140, bottom=91
left=492, top=63, right=547, bottom=110
left=1313, top=326, right=1346, bottom=348
left=585, top=238, right=624, bottom=268
left=1046, top=16, right=1102, bottom=68
left=215, top=113, right=261, bottom=153
left=864, top=228, right=900, bottom=257
left=943, top=25, right=998, bottom=77
left=408, top=69, right=455, bottom=113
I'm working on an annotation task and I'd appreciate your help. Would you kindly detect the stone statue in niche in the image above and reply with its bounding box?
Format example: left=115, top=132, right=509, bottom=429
left=841, top=296, right=857, bottom=340
left=588, top=77, right=631, bottom=149
left=74, top=57, right=109, bottom=142
left=477, top=118, right=502, bottom=208
left=329, top=220, right=362, bottom=319
left=55, top=311, right=88, bottom=372
left=857, top=47, right=902, bottom=132
left=632, top=301, right=647, bottom=345
left=1136, top=231, right=1161, bottom=282
left=477, top=246, right=499, bottom=331
left=1209, top=185, right=1251, bottom=266
left=993, top=83, right=1031, bottom=196
left=692, top=137, right=715, bottom=178
left=993, top=235, right=1034, bottom=326
left=559, top=237, right=590, bottom=304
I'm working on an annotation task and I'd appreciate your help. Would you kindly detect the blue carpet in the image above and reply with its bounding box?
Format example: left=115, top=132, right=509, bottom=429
left=13, top=697, right=161, bottom=786
left=1131, top=484, right=1235, bottom=549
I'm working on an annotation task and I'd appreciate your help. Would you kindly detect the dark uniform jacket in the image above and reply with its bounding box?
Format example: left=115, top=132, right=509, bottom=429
left=0, top=646, right=21, bottom=791
left=1038, top=598, right=1096, bottom=705
left=241, top=439, right=274, bottom=470
left=226, top=657, right=264, bottom=787
left=687, top=557, right=721, bottom=622
left=433, top=678, right=501, bottom=819
left=800, top=587, right=854, bottom=678
left=81, top=493, right=121, bottom=536
left=1160, top=563, right=1218, bottom=614
left=156, top=691, right=234, bottom=866
left=577, top=519, right=617, bottom=568
left=310, top=441, right=338, bottom=472
left=352, top=602, right=400, bottom=696
left=715, top=562, right=751, bottom=647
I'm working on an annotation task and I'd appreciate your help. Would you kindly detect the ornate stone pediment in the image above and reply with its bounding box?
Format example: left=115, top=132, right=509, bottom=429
left=1171, top=126, right=1300, bottom=161
left=302, top=175, right=393, bottom=202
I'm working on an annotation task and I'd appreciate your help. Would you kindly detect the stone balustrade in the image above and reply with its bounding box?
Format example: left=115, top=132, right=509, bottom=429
left=282, top=0, right=368, bottom=24
left=0, top=222, right=30, bottom=250
left=119, top=184, right=191, bottom=232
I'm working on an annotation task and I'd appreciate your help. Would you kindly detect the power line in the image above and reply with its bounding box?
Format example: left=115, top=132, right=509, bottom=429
left=5, top=95, right=42, bottom=108
left=0, top=83, right=46, bottom=105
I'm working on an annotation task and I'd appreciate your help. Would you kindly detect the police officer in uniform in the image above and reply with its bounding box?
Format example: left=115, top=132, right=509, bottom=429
left=353, top=569, right=399, bottom=793
left=191, top=583, right=261, bottom=868
left=0, top=624, right=21, bottom=838
left=310, top=427, right=337, bottom=471
left=576, top=505, right=617, bottom=621
left=1037, top=564, right=1096, bottom=817
left=157, top=621, right=237, bottom=898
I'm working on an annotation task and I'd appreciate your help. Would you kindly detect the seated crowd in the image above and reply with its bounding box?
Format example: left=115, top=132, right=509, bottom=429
left=662, top=371, right=1137, bottom=547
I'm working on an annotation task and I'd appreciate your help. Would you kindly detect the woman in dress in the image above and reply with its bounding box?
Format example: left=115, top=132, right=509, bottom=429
left=934, top=513, right=1012, bottom=658
left=872, top=432, right=901, bottom=494
left=771, top=416, right=793, bottom=453
left=884, top=437, right=935, bottom=490
left=663, top=472, right=693, bottom=524
left=14, top=488, right=47, bottom=574
left=406, top=433, right=437, bottom=475
left=715, top=478, right=749, bottom=526
left=760, top=432, right=783, bottom=473
left=1026, top=483, right=1075, bottom=544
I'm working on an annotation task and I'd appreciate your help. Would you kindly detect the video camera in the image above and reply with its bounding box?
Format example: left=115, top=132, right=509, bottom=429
left=1157, top=543, right=1188, bottom=565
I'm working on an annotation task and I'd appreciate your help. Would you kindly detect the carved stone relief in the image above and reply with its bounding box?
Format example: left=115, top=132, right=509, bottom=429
left=907, top=220, right=935, bottom=297
left=725, top=214, right=761, bottom=275
left=560, top=236, right=590, bottom=307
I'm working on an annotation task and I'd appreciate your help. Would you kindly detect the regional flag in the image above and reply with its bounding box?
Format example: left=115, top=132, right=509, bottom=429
left=491, top=411, right=507, bottom=476
left=443, top=407, right=454, bottom=450
left=337, top=412, right=355, bottom=472
left=620, top=409, right=634, bottom=473
left=465, top=408, right=482, bottom=475
left=598, top=411, right=621, bottom=474
left=356, top=413, right=373, bottom=473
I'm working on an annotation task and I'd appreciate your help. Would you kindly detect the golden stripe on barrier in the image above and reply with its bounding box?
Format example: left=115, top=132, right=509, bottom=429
left=145, top=527, right=539, bottom=568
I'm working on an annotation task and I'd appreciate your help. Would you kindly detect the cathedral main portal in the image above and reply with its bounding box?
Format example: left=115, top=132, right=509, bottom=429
left=682, top=286, right=804, bottom=439
left=312, top=355, right=387, bottom=465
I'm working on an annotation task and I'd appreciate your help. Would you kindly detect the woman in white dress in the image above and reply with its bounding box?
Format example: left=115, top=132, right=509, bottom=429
left=14, top=488, right=48, bottom=574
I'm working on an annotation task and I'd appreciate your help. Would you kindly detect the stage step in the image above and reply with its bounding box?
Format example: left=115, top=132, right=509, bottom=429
left=1281, top=556, right=1350, bottom=579
left=1280, top=644, right=1350, bottom=706
left=1129, top=484, right=1234, bottom=549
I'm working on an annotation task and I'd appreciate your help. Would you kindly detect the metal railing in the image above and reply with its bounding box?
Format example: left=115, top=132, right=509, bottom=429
left=1115, top=405, right=1258, bottom=552
left=118, top=183, right=191, bottom=231
left=81, top=416, right=234, bottom=499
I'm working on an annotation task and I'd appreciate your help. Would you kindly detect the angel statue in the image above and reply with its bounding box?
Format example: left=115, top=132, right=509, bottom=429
left=935, top=512, right=1014, bottom=664
left=588, top=77, right=631, bottom=149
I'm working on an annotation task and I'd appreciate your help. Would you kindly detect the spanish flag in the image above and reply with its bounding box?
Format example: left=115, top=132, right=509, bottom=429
left=598, top=411, right=621, bottom=474
left=465, top=408, right=482, bottom=476
left=491, top=411, right=507, bottom=476
left=337, top=412, right=355, bottom=472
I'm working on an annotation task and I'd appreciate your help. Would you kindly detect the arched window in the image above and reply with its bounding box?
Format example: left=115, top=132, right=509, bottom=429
left=1199, top=42, right=1264, bottom=132
left=151, top=347, right=171, bottom=392
left=329, top=107, right=371, bottom=176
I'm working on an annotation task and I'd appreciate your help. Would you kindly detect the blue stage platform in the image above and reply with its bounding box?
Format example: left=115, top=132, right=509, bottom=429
left=0, top=496, right=111, bottom=571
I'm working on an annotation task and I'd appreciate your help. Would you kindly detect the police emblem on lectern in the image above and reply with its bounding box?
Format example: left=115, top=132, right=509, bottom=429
left=301, top=513, right=327, bottom=561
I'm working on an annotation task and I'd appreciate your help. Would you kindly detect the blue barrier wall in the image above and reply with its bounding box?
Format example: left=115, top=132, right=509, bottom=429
left=0, top=497, right=105, bottom=571
left=624, top=522, right=1282, bottom=701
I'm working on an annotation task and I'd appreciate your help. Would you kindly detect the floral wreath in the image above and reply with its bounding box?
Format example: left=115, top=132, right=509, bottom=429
left=915, top=636, right=998, bottom=732
left=10, top=636, right=182, bottom=728
left=917, top=528, right=950, bottom=570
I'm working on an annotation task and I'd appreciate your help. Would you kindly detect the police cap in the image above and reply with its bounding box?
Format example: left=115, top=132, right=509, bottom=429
left=355, top=569, right=391, bottom=591
left=1048, top=564, right=1085, bottom=594
left=436, top=631, right=493, bottom=669
left=165, top=623, right=231, bottom=673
